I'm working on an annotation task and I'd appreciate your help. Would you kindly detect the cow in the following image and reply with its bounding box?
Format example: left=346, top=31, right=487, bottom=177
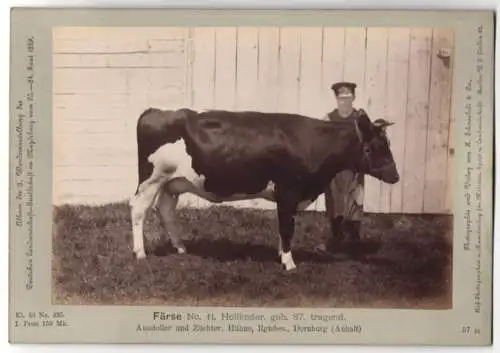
left=129, top=108, right=399, bottom=271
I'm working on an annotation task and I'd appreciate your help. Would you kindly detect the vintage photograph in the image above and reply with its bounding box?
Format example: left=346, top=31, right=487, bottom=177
left=51, top=26, right=454, bottom=309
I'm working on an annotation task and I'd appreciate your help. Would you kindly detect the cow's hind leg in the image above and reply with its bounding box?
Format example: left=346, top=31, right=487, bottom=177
left=130, top=170, right=171, bottom=259
left=151, top=192, right=161, bottom=212
left=157, top=189, right=186, bottom=254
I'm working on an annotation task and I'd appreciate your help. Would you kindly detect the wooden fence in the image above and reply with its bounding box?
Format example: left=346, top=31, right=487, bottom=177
left=53, top=26, right=455, bottom=214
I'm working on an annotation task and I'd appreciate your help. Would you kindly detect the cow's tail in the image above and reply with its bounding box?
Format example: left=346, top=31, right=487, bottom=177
left=135, top=108, right=158, bottom=195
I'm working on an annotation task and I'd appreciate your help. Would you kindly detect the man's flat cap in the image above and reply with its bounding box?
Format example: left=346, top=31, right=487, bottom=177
left=331, top=81, right=357, bottom=96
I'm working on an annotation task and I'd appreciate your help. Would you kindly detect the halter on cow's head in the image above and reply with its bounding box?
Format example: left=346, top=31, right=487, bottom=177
left=353, top=110, right=400, bottom=184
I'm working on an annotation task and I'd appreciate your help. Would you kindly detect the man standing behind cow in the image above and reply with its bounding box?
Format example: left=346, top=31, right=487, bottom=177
left=318, top=81, right=365, bottom=253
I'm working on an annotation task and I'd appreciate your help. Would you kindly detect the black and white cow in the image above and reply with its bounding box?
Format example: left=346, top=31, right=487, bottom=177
left=129, top=108, right=399, bottom=270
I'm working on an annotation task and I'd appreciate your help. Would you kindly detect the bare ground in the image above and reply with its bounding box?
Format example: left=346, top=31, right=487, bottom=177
left=52, top=202, right=452, bottom=308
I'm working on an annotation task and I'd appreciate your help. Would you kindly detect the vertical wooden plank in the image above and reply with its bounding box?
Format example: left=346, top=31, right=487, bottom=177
left=191, top=27, right=216, bottom=111
left=184, top=28, right=194, bottom=108
left=423, top=28, right=455, bottom=213
left=386, top=28, right=411, bottom=213
left=342, top=28, right=368, bottom=211
left=232, top=27, right=259, bottom=208
left=297, top=27, right=324, bottom=211
left=257, top=27, right=280, bottom=113
left=214, top=27, right=237, bottom=110
left=343, top=28, right=367, bottom=109
left=187, top=27, right=216, bottom=207
left=315, top=27, right=346, bottom=212
left=402, top=28, right=433, bottom=213
left=363, top=28, right=389, bottom=213
left=277, top=27, right=301, bottom=114
left=235, top=27, right=259, bottom=111
left=298, top=27, right=324, bottom=119
left=321, top=27, right=345, bottom=115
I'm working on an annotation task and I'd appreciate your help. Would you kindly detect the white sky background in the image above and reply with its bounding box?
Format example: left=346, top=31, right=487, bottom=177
left=1, top=0, right=499, bottom=352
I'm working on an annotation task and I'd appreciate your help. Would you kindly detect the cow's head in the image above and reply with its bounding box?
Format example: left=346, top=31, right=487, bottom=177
left=354, top=110, right=399, bottom=184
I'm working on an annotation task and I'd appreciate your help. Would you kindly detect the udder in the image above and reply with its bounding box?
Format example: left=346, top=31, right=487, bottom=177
left=164, top=177, right=225, bottom=203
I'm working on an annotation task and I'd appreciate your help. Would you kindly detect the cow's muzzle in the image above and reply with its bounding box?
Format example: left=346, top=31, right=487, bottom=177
left=382, top=170, right=400, bottom=184
left=370, top=163, right=400, bottom=184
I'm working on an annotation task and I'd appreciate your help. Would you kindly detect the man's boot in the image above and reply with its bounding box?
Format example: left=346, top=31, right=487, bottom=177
left=343, top=220, right=362, bottom=242
left=325, top=215, right=345, bottom=252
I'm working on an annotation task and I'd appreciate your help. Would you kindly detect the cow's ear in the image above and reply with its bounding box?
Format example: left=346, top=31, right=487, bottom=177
left=356, top=110, right=373, bottom=138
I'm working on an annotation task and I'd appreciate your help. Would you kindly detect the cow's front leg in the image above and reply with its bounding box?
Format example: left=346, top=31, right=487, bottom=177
left=276, top=193, right=299, bottom=271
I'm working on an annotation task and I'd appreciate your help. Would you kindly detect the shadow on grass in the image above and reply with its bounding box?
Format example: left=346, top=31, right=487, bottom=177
left=52, top=203, right=452, bottom=308
left=152, top=237, right=382, bottom=264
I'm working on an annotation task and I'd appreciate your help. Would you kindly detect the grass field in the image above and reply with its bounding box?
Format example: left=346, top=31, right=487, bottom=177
left=52, top=202, right=452, bottom=308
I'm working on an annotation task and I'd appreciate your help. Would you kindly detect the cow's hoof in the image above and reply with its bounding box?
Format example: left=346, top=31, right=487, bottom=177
left=280, top=251, right=296, bottom=271
left=135, top=250, right=147, bottom=260
left=316, top=244, right=327, bottom=252
left=283, top=263, right=297, bottom=271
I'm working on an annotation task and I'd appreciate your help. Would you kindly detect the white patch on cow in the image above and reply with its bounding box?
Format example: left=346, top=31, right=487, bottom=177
left=149, top=140, right=204, bottom=187
left=281, top=251, right=296, bottom=271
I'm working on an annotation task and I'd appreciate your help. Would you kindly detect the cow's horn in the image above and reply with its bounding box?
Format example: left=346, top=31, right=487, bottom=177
left=373, top=118, right=394, bottom=128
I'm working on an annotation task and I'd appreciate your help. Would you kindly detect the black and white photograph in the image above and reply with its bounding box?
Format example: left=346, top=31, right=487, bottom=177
left=51, top=26, right=454, bottom=309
